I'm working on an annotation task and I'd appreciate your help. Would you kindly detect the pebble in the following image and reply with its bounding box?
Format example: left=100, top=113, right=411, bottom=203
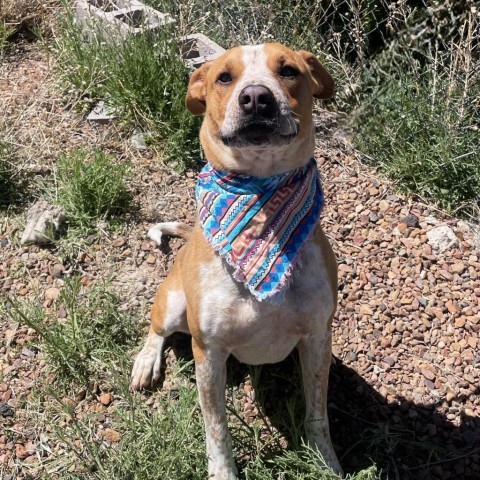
left=50, top=264, right=65, bottom=278
left=383, top=356, right=396, bottom=367
left=100, top=428, right=121, bottom=443
left=400, top=213, right=420, bottom=228
left=99, top=393, right=112, bottom=406
left=0, top=403, right=14, bottom=418
left=427, top=225, right=457, bottom=252
left=15, top=442, right=34, bottom=460
left=112, top=237, right=126, bottom=248
left=421, top=369, right=435, bottom=381
left=45, top=287, right=61, bottom=302
left=21, top=348, right=36, bottom=357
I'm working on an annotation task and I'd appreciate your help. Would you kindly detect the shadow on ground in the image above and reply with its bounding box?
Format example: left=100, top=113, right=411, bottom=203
left=161, top=333, right=480, bottom=480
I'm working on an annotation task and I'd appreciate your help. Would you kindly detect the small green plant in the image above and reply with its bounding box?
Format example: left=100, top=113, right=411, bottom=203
left=0, top=21, right=14, bottom=52
left=353, top=75, right=480, bottom=214
left=5, top=277, right=139, bottom=383
left=54, top=149, right=132, bottom=229
left=0, top=142, right=16, bottom=206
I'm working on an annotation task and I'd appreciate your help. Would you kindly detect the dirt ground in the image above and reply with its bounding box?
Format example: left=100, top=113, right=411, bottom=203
left=1, top=43, right=479, bottom=479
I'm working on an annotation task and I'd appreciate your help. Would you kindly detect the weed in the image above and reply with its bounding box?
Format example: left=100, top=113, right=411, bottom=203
left=51, top=149, right=132, bottom=230
left=4, top=276, right=139, bottom=383
left=54, top=10, right=201, bottom=170
left=0, top=22, right=14, bottom=52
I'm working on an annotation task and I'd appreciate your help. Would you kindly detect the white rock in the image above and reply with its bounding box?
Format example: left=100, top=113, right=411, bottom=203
left=131, top=129, right=148, bottom=150
left=427, top=225, right=457, bottom=253
left=21, top=199, right=65, bottom=245
left=87, top=101, right=116, bottom=124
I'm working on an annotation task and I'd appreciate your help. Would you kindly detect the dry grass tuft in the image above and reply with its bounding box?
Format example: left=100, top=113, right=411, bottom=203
left=0, top=0, right=60, bottom=38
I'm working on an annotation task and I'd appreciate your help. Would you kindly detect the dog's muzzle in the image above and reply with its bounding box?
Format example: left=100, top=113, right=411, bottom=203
left=221, top=84, right=298, bottom=147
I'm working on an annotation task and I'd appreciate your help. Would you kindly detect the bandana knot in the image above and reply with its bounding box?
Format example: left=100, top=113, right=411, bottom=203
left=196, top=158, right=324, bottom=302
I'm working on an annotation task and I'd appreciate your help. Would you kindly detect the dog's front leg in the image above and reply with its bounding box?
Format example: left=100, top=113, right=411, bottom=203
left=298, top=329, right=343, bottom=476
left=192, top=339, right=237, bottom=480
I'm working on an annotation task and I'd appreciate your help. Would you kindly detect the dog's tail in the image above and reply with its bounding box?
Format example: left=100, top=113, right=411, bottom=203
left=147, top=222, right=193, bottom=245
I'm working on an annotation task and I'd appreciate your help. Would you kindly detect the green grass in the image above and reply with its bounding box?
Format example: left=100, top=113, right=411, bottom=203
left=51, top=149, right=132, bottom=230
left=53, top=9, right=201, bottom=170
left=352, top=70, right=480, bottom=214
left=5, top=276, right=140, bottom=383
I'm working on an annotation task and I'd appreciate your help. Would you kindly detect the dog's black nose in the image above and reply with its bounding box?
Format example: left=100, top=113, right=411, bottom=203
left=238, top=85, right=276, bottom=117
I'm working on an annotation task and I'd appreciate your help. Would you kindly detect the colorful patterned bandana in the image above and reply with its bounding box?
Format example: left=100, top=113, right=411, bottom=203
left=196, top=158, right=324, bottom=302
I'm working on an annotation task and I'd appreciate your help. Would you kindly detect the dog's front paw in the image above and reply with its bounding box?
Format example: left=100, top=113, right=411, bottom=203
left=129, top=335, right=164, bottom=391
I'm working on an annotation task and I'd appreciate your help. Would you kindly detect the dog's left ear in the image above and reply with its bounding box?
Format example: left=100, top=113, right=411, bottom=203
left=186, top=62, right=212, bottom=115
left=297, top=51, right=335, bottom=100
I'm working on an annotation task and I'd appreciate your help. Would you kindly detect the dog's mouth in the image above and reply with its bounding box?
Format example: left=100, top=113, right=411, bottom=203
left=221, top=119, right=298, bottom=147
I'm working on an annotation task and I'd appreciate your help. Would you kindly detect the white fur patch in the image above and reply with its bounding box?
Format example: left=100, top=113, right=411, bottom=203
left=148, top=221, right=190, bottom=245
left=220, top=45, right=295, bottom=138
left=163, top=290, right=187, bottom=332
left=197, top=237, right=335, bottom=365
left=130, top=333, right=164, bottom=390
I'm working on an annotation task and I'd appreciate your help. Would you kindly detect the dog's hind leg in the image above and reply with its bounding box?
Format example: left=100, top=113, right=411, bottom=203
left=130, top=250, right=188, bottom=391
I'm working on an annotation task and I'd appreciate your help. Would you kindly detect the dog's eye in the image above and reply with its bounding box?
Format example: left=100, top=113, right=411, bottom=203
left=217, top=72, right=232, bottom=84
left=279, top=65, right=299, bottom=78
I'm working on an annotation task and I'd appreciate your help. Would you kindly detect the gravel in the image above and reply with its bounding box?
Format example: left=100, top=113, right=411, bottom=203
left=1, top=45, right=479, bottom=480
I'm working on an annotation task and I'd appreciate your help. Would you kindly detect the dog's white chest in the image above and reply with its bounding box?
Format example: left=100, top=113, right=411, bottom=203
left=198, top=239, right=334, bottom=365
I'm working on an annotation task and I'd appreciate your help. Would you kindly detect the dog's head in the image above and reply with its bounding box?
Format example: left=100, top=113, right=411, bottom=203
left=186, top=43, right=334, bottom=176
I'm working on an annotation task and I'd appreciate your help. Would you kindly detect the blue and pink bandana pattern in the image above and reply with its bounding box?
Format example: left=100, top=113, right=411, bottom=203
left=196, top=158, right=324, bottom=302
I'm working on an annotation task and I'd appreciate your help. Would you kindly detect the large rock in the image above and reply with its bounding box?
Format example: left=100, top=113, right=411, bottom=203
left=21, top=199, right=65, bottom=245
left=75, top=0, right=174, bottom=45
left=426, top=225, right=457, bottom=253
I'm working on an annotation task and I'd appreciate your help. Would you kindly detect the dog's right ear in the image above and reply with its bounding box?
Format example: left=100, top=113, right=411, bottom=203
left=185, top=63, right=212, bottom=115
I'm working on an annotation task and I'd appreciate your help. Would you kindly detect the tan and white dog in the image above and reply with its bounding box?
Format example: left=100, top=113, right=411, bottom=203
left=130, top=42, right=342, bottom=479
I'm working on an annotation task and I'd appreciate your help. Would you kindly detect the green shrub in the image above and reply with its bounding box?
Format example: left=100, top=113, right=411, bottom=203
left=55, top=149, right=132, bottom=228
left=353, top=72, right=479, bottom=213
left=54, top=11, right=201, bottom=170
